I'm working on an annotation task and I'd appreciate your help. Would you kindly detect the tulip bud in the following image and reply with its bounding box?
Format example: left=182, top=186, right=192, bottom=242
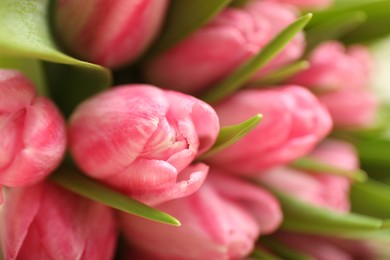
left=259, top=139, right=358, bottom=212
left=69, top=85, right=220, bottom=205
left=272, top=232, right=375, bottom=260
left=55, top=0, right=169, bottom=68
left=275, top=0, right=333, bottom=10
left=206, top=86, right=332, bottom=174
left=143, top=0, right=305, bottom=94
left=0, top=182, right=117, bottom=260
left=289, top=41, right=378, bottom=128
left=0, top=70, right=66, bottom=197
left=119, top=170, right=282, bottom=260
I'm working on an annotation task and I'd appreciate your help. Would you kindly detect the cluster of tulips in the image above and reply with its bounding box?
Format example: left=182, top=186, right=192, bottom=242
left=1, top=0, right=389, bottom=259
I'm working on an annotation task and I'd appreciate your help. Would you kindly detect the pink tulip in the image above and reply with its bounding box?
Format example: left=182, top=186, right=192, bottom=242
left=272, top=232, right=375, bottom=260
left=0, top=182, right=117, bottom=260
left=143, top=0, right=305, bottom=94
left=289, top=41, right=378, bottom=128
left=0, top=70, right=66, bottom=202
left=55, top=0, right=168, bottom=68
left=69, top=85, right=220, bottom=205
left=318, top=88, right=378, bottom=128
left=119, top=170, right=282, bottom=260
left=290, top=41, right=372, bottom=92
left=206, top=86, right=332, bottom=174
left=259, top=139, right=358, bottom=212
left=274, top=0, right=333, bottom=10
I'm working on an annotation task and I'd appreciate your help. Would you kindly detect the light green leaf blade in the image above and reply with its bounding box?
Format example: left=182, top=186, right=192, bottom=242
left=0, top=0, right=111, bottom=115
left=248, top=60, right=310, bottom=87
left=351, top=180, right=390, bottom=219
left=51, top=168, right=181, bottom=227
left=145, top=0, right=231, bottom=59
left=270, top=189, right=383, bottom=235
left=305, top=11, right=366, bottom=51
left=290, top=156, right=367, bottom=182
left=0, top=56, right=46, bottom=95
left=307, top=0, right=390, bottom=43
left=198, top=114, right=262, bottom=159
left=202, top=13, right=313, bottom=103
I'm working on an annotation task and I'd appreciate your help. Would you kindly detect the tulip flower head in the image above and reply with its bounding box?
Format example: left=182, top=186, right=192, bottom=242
left=289, top=41, right=378, bottom=128
left=119, top=170, right=282, bottom=260
left=0, top=70, right=66, bottom=202
left=207, top=86, right=332, bottom=174
left=0, top=182, right=117, bottom=260
left=259, top=139, right=358, bottom=212
left=69, top=85, right=220, bottom=205
left=55, top=0, right=169, bottom=68
left=143, top=0, right=305, bottom=94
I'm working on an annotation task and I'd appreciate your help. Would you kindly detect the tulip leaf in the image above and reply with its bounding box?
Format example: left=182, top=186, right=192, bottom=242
left=145, top=0, right=231, bottom=59
left=350, top=180, right=390, bottom=219
left=248, top=60, right=310, bottom=87
left=249, top=248, right=283, bottom=260
left=0, top=0, right=111, bottom=116
left=307, top=0, right=390, bottom=43
left=260, top=238, right=315, bottom=260
left=0, top=57, right=46, bottom=95
left=305, top=11, right=366, bottom=51
left=198, top=114, right=262, bottom=159
left=50, top=167, right=181, bottom=227
left=290, top=157, right=367, bottom=182
left=267, top=189, right=384, bottom=235
left=202, top=13, right=313, bottom=103
left=230, top=0, right=251, bottom=7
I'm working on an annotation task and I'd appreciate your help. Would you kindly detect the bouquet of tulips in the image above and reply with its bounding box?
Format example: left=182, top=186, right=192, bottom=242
left=1, top=0, right=390, bottom=259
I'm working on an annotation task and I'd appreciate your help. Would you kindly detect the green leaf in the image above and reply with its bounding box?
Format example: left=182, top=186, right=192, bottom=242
left=201, top=13, right=313, bottom=103
left=248, top=248, right=283, bottom=260
left=350, top=180, right=390, bottom=219
left=145, top=0, right=231, bottom=59
left=260, top=238, right=315, bottom=260
left=0, top=0, right=111, bottom=116
left=198, top=114, right=262, bottom=159
left=290, top=157, right=367, bottom=182
left=0, top=56, right=47, bottom=95
left=50, top=167, right=181, bottom=227
left=248, top=60, right=310, bottom=87
left=268, top=189, right=384, bottom=235
left=307, top=0, right=390, bottom=43
left=230, top=0, right=251, bottom=7
left=305, top=11, right=366, bottom=51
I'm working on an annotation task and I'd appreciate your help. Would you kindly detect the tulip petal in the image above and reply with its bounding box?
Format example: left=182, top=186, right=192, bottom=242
left=0, top=98, right=66, bottom=187
left=0, top=185, right=43, bottom=260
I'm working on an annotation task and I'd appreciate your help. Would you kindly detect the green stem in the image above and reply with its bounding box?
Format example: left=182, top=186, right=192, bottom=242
left=290, top=157, right=367, bottom=182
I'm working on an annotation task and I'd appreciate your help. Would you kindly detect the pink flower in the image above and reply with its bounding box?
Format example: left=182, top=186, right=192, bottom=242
left=259, top=139, right=358, bottom=212
left=272, top=232, right=375, bottom=260
left=55, top=0, right=168, bottom=68
left=206, top=86, right=332, bottom=174
left=289, top=41, right=378, bottom=128
left=143, top=0, right=305, bottom=94
left=69, top=85, right=220, bottom=205
left=0, top=70, right=66, bottom=202
left=275, top=0, right=333, bottom=10
left=0, top=182, right=117, bottom=260
left=119, top=170, right=282, bottom=260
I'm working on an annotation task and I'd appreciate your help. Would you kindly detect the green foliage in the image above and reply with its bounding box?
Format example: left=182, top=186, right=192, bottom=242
left=51, top=167, right=181, bottom=226
left=0, top=0, right=110, bottom=116
left=199, top=114, right=262, bottom=159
